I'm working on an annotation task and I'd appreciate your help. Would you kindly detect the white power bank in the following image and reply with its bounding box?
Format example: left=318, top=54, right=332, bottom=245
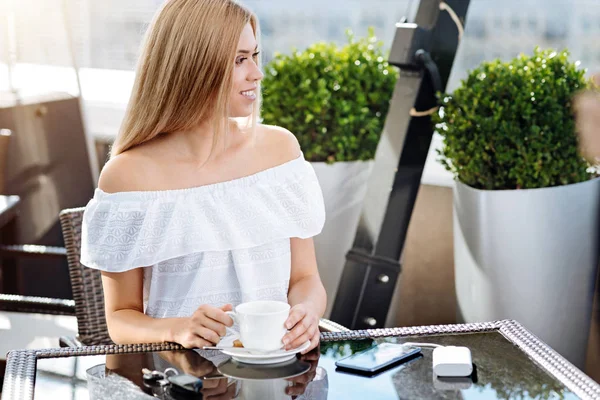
left=432, top=346, right=473, bottom=377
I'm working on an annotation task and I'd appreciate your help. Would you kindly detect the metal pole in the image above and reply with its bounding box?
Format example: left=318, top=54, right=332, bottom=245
left=330, top=0, right=470, bottom=329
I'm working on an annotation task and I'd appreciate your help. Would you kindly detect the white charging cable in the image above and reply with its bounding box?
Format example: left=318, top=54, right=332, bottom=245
left=402, top=342, right=444, bottom=349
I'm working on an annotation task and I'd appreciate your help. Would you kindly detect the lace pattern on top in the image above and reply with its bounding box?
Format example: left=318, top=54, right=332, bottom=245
left=79, top=154, right=325, bottom=321
left=80, top=154, right=325, bottom=272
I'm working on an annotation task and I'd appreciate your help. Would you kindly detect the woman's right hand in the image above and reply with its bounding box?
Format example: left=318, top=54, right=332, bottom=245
left=170, top=304, right=234, bottom=348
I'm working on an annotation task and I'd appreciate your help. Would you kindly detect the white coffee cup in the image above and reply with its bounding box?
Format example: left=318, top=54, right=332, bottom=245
left=226, top=300, right=290, bottom=352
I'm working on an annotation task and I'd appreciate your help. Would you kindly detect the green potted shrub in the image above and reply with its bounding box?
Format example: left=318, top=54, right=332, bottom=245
left=261, top=29, right=398, bottom=316
left=433, top=47, right=600, bottom=368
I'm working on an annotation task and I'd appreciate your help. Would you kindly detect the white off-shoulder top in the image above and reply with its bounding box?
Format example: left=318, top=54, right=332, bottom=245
left=80, top=154, right=325, bottom=319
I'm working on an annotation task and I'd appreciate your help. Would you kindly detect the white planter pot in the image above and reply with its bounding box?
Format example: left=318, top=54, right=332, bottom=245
left=311, top=160, right=374, bottom=318
left=454, top=178, right=600, bottom=368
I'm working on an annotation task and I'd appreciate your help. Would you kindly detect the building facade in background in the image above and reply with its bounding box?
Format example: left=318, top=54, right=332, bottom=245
left=3, top=0, right=600, bottom=85
left=76, top=0, right=600, bottom=82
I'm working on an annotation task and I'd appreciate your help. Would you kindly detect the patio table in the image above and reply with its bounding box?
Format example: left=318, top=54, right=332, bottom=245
left=3, top=320, right=600, bottom=399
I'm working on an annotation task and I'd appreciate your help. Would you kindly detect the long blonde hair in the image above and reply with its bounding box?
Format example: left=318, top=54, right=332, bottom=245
left=111, top=0, right=260, bottom=158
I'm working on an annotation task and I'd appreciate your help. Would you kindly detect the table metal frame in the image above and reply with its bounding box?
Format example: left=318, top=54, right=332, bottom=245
left=4, top=320, right=600, bottom=400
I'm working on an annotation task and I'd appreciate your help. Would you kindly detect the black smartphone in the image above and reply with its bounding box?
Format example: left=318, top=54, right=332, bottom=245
left=335, top=343, right=422, bottom=375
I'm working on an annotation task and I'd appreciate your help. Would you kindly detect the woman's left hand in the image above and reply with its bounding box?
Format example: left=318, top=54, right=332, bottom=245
left=282, top=303, right=320, bottom=354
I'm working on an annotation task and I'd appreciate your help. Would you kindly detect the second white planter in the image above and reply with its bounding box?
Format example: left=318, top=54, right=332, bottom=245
left=311, top=160, right=374, bottom=318
left=454, top=177, right=600, bottom=368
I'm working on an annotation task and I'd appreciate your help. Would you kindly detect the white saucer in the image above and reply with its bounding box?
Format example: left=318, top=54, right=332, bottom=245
left=220, top=341, right=311, bottom=365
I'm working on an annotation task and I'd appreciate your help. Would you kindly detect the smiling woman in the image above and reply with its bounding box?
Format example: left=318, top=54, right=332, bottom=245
left=110, top=0, right=263, bottom=158
left=231, top=24, right=263, bottom=117
left=78, top=0, right=328, bottom=357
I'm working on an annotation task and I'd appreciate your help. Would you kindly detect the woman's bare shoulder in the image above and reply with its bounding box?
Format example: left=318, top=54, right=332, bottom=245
left=255, top=124, right=301, bottom=162
left=98, top=147, right=162, bottom=193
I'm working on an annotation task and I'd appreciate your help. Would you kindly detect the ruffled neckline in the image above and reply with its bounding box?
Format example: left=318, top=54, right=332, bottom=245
left=94, top=153, right=306, bottom=200
left=80, top=152, right=325, bottom=271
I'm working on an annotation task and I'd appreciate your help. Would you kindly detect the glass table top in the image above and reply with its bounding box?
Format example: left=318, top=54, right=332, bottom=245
left=33, top=331, right=578, bottom=400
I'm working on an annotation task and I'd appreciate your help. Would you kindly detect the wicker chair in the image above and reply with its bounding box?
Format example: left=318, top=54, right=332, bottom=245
left=1, top=207, right=348, bottom=347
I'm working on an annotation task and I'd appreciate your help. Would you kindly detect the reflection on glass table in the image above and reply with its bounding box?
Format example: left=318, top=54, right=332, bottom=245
left=30, top=330, right=585, bottom=400
left=35, top=345, right=325, bottom=400
left=320, top=332, right=579, bottom=400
